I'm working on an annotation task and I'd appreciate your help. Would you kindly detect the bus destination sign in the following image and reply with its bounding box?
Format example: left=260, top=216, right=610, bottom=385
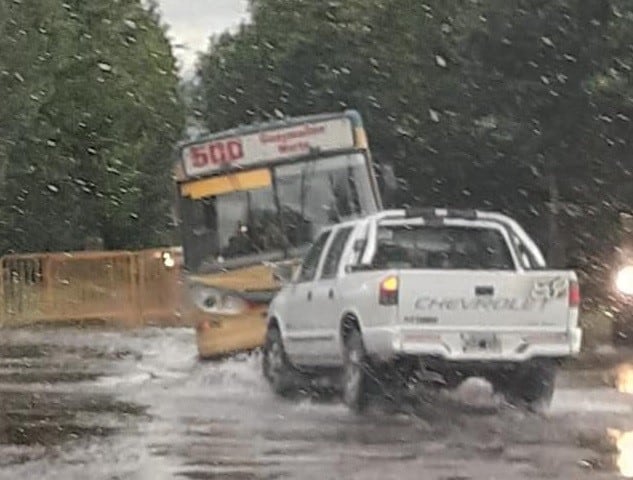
left=181, top=116, right=356, bottom=178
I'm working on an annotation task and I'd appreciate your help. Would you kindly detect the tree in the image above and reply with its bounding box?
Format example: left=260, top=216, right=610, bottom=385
left=0, top=0, right=185, bottom=253
left=195, top=0, right=633, bottom=308
left=456, top=0, right=633, bottom=305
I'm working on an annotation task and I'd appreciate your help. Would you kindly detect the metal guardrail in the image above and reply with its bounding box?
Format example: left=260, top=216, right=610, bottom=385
left=0, top=248, right=184, bottom=328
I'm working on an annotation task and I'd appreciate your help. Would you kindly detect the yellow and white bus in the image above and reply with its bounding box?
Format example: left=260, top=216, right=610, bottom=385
left=174, top=110, right=385, bottom=358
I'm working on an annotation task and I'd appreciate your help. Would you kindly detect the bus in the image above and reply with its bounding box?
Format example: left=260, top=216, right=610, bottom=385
left=173, top=110, right=385, bottom=358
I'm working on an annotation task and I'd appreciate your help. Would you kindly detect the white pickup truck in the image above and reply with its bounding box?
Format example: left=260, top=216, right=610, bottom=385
left=263, top=208, right=582, bottom=412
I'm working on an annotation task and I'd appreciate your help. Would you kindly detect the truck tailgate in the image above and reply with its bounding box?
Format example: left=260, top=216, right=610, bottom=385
left=398, top=270, right=574, bottom=330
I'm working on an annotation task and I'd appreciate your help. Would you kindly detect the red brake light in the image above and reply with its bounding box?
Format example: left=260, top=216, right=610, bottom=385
left=569, top=280, right=580, bottom=307
left=379, top=275, right=399, bottom=306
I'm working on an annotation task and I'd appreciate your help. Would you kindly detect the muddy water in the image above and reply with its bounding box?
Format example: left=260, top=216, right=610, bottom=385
left=0, top=327, right=632, bottom=479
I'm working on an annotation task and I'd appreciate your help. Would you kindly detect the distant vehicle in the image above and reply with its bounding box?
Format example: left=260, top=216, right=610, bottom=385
left=264, top=208, right=582, bottom=412
left=613, top=212, right=633, bottom=343
left=172, top=111, right=387, bottom=359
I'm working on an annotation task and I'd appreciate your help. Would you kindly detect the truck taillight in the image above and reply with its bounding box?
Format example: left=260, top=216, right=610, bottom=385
left=379, top=275, right=399, bottom=306
left=569, top=280, right=580, bottom=307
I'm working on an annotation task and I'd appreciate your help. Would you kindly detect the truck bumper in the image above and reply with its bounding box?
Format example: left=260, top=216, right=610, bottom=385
left=363, top=326, right=583, bottom=363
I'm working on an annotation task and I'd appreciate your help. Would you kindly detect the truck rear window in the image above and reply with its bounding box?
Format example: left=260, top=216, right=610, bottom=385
left=373, top=225, right=514, bottom=270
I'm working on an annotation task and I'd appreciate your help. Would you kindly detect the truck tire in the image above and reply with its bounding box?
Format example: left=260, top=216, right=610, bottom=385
left=342, top=328, right=371, bottom=413
left=262, top=325, right=299, bottom=397
left=498, top=362, right=556, bottom=412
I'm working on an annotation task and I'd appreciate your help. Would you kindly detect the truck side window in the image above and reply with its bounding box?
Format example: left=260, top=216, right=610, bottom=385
left=298, top=231, right=331, bottom=282
left=320, top=227, right=354, bottom=279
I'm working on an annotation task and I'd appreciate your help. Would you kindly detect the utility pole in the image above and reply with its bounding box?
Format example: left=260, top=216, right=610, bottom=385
left=546, top=170, right=565, bottom=268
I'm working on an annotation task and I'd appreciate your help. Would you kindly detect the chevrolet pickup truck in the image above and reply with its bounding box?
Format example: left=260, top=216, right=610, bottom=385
left=263, top=208, right=582, bottom=413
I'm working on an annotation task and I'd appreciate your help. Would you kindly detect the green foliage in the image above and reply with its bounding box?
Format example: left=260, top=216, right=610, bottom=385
left=0, top=0, right=185, bottom=253
left=195, top=0, right=633, bottom=306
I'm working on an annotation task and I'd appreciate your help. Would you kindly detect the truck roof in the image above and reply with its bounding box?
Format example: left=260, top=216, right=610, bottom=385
left=366, top=208, right=501, bottom=222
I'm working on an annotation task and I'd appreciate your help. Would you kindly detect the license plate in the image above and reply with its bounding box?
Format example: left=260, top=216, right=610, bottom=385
left=461, top=333, right=501, bottom=353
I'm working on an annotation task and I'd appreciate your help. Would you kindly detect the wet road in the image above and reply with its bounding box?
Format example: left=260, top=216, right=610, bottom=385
left=1, top=327, right=632, bottom=479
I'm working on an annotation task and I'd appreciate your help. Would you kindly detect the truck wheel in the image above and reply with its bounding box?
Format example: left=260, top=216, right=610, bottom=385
left=342, top=328, right=371, bottom=413
left=505, top=362, right=557, bottom=412
left=262, top=325, right=299, bottom=397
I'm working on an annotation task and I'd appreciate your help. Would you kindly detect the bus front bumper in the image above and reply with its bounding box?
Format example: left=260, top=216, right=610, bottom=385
left=194, top=307, right=269, bottom=359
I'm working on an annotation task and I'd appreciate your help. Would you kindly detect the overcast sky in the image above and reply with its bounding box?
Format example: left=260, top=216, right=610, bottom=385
left=157, top=0, right=250, bottom=77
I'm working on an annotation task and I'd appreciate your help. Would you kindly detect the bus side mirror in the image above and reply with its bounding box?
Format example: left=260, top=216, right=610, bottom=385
left=379, top=163, right=398, bottom=206
left=272, top=263, right=295, bottom=284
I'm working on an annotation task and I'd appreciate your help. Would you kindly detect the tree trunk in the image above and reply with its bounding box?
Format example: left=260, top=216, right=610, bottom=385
left=547, top=172, right=565, bottom=268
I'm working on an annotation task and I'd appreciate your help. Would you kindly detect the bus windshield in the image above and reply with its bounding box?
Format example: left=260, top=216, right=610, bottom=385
left=179, top=152, right=378, bottom=271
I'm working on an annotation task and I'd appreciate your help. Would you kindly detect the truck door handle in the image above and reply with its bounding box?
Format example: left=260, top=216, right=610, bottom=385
left=328, top=289, right=334, bottom=299
left=307, top=291, right=312, bottom=301
left=475, top=286, right=494, bottom=296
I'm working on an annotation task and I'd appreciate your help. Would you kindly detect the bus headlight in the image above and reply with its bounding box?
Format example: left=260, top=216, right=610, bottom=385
left=162, top=251, right=176, bottom=269
left=616, top=265, right=633, bottom=295
left=190, top=284, right=251, bottom=315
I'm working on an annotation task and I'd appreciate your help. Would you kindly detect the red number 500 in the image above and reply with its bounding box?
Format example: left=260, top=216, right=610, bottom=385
left=190, top=139, right=243, bottom=168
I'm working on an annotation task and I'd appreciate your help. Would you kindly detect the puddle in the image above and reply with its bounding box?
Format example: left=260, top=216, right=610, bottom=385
left=0, top=390, right=146, bottom=448
left=0, top=332, right=150, bottom=453
left=176, top=470, right=275, bottom=480
left=0, top=344, right=51, bottom=359
left=0, top=370, right=101, bottom=384
left=91, top=372, right=153, bottom=388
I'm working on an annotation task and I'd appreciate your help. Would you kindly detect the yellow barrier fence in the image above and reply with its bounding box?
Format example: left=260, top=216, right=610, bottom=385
left=0, top=248, right=184, bottom=328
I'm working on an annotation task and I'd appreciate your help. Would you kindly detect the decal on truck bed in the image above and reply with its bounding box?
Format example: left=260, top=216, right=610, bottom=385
left=414, top=277, right=567, bottom=312
left=529, top=276, right=567, bottom=302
